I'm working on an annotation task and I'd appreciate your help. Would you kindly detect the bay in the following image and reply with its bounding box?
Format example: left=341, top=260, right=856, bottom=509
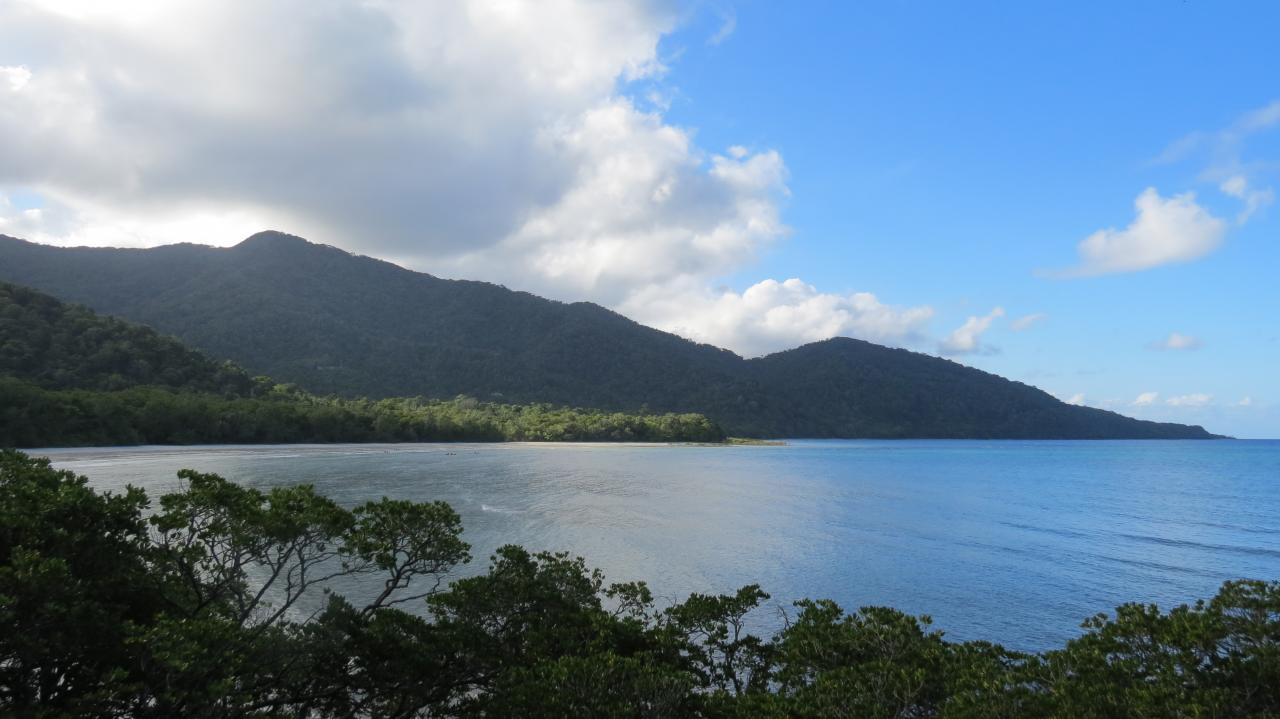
left=35, top=439, right=1280, bottom=652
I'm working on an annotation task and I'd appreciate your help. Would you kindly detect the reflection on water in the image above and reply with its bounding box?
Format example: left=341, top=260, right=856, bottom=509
left=37, top=439, right=1280, bottom=651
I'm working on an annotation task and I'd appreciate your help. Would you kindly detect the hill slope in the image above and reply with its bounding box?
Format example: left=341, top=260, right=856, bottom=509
left=0, top=282, right=724, bottom=447
left=0, top=282, right=255, bottom=395
left=0, top=232, right=1217, bottom=438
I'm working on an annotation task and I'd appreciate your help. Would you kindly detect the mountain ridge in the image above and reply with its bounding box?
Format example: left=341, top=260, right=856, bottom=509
left=0, top=232, right=1220, bottom=439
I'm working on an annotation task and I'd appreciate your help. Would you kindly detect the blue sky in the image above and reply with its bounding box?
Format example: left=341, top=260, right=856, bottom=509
left=643, top=1, right=1280, bottom=437
left=0, top=1, right=1275, bottom=436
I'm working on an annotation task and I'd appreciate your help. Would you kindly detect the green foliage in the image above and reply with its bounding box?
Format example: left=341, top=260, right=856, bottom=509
left=1, top=450, right=1276, bottom=717
left=666, top=585, right=773, bottom=696
left=0, top=233, right=1217, bottom=439
left=0, top=451, right=157, bottom=716
left=0, top=378, right=726, bottom=446
left=0, top=282, right=254, bottom=395
left=0, top=281, right=726, bottom=446
left=1039, top=581, right=1280, bottom=717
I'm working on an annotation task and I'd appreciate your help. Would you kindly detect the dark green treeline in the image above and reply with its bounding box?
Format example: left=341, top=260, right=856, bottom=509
left=0, top=282, right=724, bottom=446
left=0, top=380, right=724, bottom=446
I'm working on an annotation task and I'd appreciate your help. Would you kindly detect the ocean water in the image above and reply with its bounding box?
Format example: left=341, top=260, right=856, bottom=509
left=35, top=439, right=1280, bottom=651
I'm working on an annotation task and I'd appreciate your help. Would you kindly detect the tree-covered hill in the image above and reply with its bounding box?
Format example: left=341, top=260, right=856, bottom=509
left=0, top=282, right=724, bottom=447
left=0, top=232, right=1219, bottom=439
left=742, top=338, right=1215, bottom=439
left=0, top=282, right=254, bottom=395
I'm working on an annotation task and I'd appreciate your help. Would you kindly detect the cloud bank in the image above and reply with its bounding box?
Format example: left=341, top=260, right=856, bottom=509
left=0, top=0, right=932, bottom=357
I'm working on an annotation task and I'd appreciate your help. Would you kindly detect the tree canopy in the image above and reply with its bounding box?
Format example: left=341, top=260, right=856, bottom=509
left=2, top=450, right=1275, bottom=717
left=0, top=282, right=725, bottom=447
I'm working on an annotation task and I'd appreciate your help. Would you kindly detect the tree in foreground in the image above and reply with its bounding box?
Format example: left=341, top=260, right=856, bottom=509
left=1, top=449, right=1277, bottom=717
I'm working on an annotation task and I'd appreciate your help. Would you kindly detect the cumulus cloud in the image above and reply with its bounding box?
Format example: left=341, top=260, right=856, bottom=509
left=441, top=103, right=790, bottom=306
left=1009, top=312, right=1047, bottom=332
left=0, top=1, right=681, bottom=253
left=1, top=0, right=941, bottom=356
left=620, top=278, right=934, bottom=358
left=1166, top=393, right=1212, bottom=407
left=1236, top=396, right=1253, bottom=407
left=939, top=307, right=1004, bottom=356
left=1064, top=393, right=1086, bottom=406
left=1132, top=391, right=1159, bottom=406
left=1063, top=188, right=1226, bottom=276
left=1149, top=332, right=1203, bottom=351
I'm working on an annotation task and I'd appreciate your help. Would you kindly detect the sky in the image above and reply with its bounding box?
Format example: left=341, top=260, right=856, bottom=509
left=0, top=0, right=1277, bottom=437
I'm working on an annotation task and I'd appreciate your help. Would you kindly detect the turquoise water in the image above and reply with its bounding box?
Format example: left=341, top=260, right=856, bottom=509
left=37, top=439, right=1280, bottom=651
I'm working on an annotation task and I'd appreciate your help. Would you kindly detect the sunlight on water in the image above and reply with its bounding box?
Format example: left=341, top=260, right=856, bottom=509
left=37, top=439, right=1280, bottom=651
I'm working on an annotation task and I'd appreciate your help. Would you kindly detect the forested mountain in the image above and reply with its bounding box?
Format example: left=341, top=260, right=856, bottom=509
left=0, top=232, right=1218, bottom=439
left=0, top=282, right=724, bottom=446
left=1, top=282, right=255, bottom=395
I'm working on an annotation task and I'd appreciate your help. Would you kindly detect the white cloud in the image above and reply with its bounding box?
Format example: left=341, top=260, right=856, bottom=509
left=0, top=65, right=31, bottom=91
left=1, top=0, right=935, bottom=357
left=1154, top=101, right=1278, bottom=224
left=939, top=307, right=1004, bottom=356
left=1236, top=396, right=1253, bottom=407
left=1010, top=312, right=1047, bottom=332
left=0, top=1, right=681, bottom=254
left=4, top=1, right=1039, bottom=359
left=1133, top=391, right=1159, bottom=407
left=1065, top=188, right=1226, bottom=276
left=1065, top=393, right=1086, bottom=406
left=621, top=278, right=934, bottom=358
left=1166, top=393, right=1212, bottom=407
left=1149, top=332, right=1203, bottom=351
left=441, top=104, right=790, bottom=307
left=1219, top=175, right=1274, bottom=223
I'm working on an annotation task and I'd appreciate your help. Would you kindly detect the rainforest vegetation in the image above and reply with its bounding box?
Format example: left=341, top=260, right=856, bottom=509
left=0, top=380, right=725, bottom=447
left=2, top=450, right=1276, bottom=718
left=0, top=234, right=1217, bottom=439
left=0, top=282, right=723, bottom=447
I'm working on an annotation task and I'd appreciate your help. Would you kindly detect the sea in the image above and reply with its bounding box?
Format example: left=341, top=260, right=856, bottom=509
left=34, top=439, right=1280, bottom=652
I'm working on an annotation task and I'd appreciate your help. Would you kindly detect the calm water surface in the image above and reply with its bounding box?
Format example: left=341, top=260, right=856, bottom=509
left=36, top=439, right=1280, bottom=651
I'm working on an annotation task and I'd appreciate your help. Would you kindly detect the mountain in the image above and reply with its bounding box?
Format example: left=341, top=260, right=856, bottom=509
left=0, top=281, right=725, bottom=447
left=0, top=232, right=1218, bottom=439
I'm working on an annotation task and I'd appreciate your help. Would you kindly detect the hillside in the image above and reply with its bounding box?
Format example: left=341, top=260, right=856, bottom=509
left=0, top=282, right=724, bottom=447
left=0, top=282, right=255, bottom=395
left=0, top=232, right=1218, bottom=439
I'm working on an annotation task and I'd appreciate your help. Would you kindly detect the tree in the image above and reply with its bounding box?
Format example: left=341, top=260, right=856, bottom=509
left=2, top=450, right=1277, bottom=717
